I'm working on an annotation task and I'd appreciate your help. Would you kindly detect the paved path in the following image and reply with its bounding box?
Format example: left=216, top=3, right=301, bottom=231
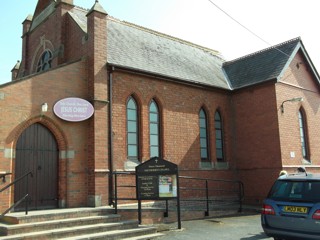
left=158, top=213, right=272, bottom=240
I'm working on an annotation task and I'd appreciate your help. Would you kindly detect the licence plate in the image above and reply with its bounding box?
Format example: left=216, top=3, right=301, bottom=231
left=283, top=206, right=308, bottom=213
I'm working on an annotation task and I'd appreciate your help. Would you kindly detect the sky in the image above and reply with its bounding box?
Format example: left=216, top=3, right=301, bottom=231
left=1, top=0, right=320, bottom=85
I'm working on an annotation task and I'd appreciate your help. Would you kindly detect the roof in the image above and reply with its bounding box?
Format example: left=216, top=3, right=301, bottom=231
left=69, top=7, right=230, bottom=90
left=67, top=6, right=320, bottom=91
left=223, top=38, right=301, bottom=89
left=107, top=19, right=229, bottom=89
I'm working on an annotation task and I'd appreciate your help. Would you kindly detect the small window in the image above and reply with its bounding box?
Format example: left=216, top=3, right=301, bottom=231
left=199, top=109, right=209, bottom=162
left=298, top=109, right=309, bottom=160
left=149, top=100, right=160, bottom=157
left=215, top=111, right=224, bottom=162
left=37, top=50, right=53, bottom=72
left=127, top=96, right=139, bottom=160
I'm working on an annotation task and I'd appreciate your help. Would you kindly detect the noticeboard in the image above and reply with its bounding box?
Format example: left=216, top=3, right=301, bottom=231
left=136, top=157, right=178, bottom=200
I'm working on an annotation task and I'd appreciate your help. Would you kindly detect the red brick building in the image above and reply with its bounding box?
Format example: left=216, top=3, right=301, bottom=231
left=1, top=0, right=319, bottom=213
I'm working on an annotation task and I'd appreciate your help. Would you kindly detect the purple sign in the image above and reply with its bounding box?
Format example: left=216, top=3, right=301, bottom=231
left=54, top=97, right=94, bottom=122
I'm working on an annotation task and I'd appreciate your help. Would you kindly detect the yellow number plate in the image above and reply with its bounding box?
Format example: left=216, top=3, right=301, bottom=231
left=283, top=206, right=308, bottom=213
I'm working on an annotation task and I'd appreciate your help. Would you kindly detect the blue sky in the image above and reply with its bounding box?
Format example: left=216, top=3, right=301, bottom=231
left=1, top=0, right=320, bottom=85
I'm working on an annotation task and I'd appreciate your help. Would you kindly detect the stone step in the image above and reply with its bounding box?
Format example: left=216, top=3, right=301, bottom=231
left=0, top=215, right=121, bottom=236
left=0, top=208, right=164, bottom=240
left=0, top=220, right=142, bottom=239
left=1, top=207, right=114, bottom=224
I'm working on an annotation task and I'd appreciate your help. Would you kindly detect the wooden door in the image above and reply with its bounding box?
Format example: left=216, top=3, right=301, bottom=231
left=14, top=123, right=58, bottom=211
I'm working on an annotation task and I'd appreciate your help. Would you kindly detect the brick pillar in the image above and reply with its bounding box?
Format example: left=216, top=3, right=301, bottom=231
left=86, top=2, right=109, bottom=207
left=11, top=61, right=20, bottom=81
left=19, top=15, right=32, bottom=78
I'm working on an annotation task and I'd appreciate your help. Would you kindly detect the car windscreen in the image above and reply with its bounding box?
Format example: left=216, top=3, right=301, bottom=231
left=268, top=180, right=320, bottom=202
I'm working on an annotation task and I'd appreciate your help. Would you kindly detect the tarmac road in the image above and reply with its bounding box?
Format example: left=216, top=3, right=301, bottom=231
left=158, top=213, right=272, bottom=240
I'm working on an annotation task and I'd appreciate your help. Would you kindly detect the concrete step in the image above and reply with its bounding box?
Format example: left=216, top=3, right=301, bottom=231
left=1, top=207, right=114, bottom=224
left=0, top=207, right=163, bottom=240
left=0, top=215, right=121, bottom=236
left=0, top=220, right=142, bottom=239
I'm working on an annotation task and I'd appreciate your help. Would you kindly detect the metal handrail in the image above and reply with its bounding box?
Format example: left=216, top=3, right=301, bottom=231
left=178, top=175, right=244, bottom=214
left=111, top=171, right=245, bottom=216
left=0, top=171, right=33, bottom=217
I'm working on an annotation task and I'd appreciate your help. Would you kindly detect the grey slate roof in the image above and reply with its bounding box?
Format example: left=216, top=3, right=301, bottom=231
left=223, top=38, right=301, bottom=89
left=68, top=7, right=319, bottom=91
left=69, top=7, right=230, bottom=90
left=69, top=10, right=87, bottom=33
left=107, top=19, right=229, bottom=89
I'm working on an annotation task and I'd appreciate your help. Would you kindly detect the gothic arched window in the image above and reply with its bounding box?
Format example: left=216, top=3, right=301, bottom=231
left=37, top=50, right=53, bottom=72
left=127, top=96, right=139, bottom=160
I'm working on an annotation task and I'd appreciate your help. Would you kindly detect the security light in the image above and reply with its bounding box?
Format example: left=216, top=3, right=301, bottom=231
left=41, top=103, right=48, bottom=112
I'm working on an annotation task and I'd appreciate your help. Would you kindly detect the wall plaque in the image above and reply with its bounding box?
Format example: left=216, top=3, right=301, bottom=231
left=53, top=97, right=94, bottom=122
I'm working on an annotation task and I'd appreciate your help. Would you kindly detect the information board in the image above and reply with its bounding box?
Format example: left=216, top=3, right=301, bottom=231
left=136, top=157, right=178, bottom=200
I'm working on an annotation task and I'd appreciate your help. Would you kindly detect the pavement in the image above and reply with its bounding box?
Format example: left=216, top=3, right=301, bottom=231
left=156, top=212, right=272, bottom=240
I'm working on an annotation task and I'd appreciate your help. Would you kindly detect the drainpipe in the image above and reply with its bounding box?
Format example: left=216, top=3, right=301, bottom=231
left=108, top=66, right=114, bottom=205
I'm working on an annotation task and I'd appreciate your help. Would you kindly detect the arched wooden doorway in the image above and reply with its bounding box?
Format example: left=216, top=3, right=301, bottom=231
left=14, top=123, right=59, bottom=211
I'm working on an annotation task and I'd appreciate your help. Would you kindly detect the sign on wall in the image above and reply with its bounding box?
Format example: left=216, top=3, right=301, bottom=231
left=53, top=97, right=94, bottom=122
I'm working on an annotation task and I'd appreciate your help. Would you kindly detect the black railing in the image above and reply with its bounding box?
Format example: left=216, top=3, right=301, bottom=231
left=0, top=171, right=33, bottom=217
left=111, top=171, right=244, bottom=218
left=112, top=171, right=137, bottom=214
left=178, top=176, right=244, bottom=215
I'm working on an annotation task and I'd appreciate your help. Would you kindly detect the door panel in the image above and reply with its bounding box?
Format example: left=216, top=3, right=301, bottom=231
left=14, top=123, right=58, bottom=211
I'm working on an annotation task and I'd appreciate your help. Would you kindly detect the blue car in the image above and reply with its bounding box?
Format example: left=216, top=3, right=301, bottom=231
left=261, top=170, right=320, bottom=240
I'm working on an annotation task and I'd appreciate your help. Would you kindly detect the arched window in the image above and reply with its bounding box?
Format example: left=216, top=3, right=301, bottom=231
left=149, top=100, right=160, bottom=157
left=37, top=50, right=53, bottom=72
left=298, top=108, right=309, bottom=160
left=127, top=96, right=139, bottom=160
left=215, top=111, right=224, bottom=162
left=199, top=108, right=209, bottom=162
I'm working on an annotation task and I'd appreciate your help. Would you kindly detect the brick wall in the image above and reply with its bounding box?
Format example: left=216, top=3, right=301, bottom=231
left=19, top=1, right=84, bottom=78
left=277, top=51, right=320, bottom=168
left=111, top=70, right=233, bottom=167
left=0, top=60, right=90, bottom=212
left=110, top=69, right=238, bottom=202
left=231, top=82, right=283, bottom=203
